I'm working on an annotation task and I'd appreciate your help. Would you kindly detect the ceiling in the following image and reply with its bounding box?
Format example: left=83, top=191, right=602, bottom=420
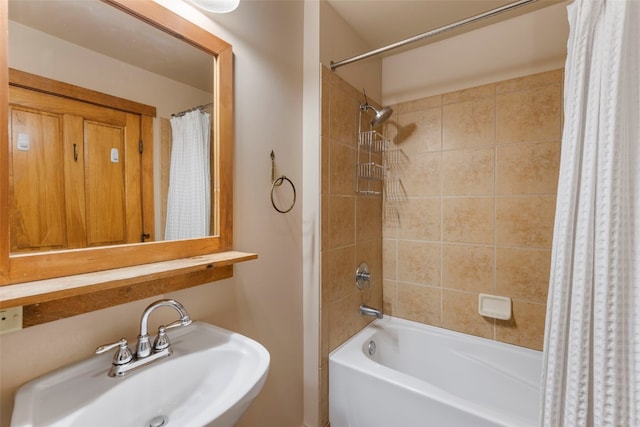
left=326, top=0, right=564, bottom=59
left=8, top=0, right=565, bottom=91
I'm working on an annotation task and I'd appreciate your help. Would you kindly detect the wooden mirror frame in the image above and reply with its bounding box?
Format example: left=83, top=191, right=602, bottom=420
left=1, top=1, right=235, bottom=293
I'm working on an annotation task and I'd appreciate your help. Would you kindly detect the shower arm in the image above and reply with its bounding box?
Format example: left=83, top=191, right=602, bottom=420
left=330, top=0, right=538, bottom=71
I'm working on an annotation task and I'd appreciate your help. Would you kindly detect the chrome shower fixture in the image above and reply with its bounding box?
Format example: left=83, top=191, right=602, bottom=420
left=360, top=90, right=393, bottom=127
left=361, top=103, right=393, bottom=127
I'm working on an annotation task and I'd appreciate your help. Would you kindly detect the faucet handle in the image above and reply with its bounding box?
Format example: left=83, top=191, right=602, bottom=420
left=164, top=317, right=192, bottom=330
left=153, top=326, right=171, bottom=351
left=96, top=338, right=134, bottom=365
left=152, top=318, right=191, bottom=353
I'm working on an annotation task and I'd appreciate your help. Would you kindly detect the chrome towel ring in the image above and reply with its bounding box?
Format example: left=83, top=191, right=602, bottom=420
left=270, top=151, right=296, bottom=213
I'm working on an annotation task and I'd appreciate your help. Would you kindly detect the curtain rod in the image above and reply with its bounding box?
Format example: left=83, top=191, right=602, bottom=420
left=330, top=0, right=538, bottom=71
left=171, top=102, right=213, bottom=118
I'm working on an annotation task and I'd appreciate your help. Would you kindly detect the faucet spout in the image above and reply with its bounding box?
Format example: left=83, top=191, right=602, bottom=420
left=136, top=299, right=192, bottom=358
left=359, top=304, right=383, bottom=319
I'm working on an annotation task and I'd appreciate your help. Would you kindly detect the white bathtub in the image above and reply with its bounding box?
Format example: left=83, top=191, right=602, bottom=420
left=329, top=316, right=542, bottom=427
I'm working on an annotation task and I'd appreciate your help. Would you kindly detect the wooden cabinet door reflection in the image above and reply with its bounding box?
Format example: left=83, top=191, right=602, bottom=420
left=85, top=120, right=127, bottom=246
left=9, top=108, right=66, bottom=251
left=9, top=90, right=143, bottom=252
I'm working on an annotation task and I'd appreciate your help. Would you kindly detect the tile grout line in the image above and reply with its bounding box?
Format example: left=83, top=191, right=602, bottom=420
left=439, top=98, right=444, bottom=327
left=493, top=84, right=498, bottom=341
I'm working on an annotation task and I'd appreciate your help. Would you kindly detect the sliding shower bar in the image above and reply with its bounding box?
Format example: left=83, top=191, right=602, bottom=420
left=330, top=0, right=538, bottom=71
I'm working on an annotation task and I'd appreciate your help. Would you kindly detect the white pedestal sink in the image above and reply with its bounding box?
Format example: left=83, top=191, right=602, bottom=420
left=11, top=322, right=270, bottom=427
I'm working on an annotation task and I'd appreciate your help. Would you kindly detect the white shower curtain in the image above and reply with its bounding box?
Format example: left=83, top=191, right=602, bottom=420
left=541, top=1, right=639, bottom=426
left=165, top=110, right=211, bottom=240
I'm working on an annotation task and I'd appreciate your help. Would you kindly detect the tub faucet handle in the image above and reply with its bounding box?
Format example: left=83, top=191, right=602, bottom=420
left=356, top=263, right=371, bottom=289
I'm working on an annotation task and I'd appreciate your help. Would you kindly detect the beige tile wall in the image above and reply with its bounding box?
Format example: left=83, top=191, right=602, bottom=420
left=320, top=66, right=384, bottom=426
left=383, top=69, right=563, bottom=351
left=319, top=67, right=561, bottom=426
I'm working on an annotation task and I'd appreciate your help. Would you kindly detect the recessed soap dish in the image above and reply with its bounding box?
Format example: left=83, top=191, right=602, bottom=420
left=478, top=294, right=512, bottom=320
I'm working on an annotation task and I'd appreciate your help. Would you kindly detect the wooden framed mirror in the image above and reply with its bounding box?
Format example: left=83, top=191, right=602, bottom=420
left=0, top=0, right=246, bottom=308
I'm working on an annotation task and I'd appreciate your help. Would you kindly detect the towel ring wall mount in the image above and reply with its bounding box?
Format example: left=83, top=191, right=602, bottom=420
left=270, top=150, right=296, bottom=214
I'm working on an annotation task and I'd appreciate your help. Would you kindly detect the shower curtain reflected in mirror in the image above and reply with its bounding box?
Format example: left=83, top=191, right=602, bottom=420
left=165, top=110, right=211, bottom=240
left=541, top=0, right=639, bottom=426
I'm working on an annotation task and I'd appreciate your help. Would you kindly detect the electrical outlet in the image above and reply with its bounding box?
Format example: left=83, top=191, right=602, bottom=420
left=0, top=306, right=23, bottom=334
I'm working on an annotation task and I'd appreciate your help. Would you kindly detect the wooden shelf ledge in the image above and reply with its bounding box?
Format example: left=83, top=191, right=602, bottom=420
left=0, top=251, right=257, bottom=309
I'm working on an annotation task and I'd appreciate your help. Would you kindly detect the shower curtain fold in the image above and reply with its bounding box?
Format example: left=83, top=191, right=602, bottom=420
left=541, top=1, right=639, bottom=426
left=165, top=110, right=211, bottom=240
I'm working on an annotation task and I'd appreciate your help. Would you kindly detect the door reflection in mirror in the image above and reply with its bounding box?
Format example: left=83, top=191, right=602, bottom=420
left=8, top=80, right=148, bottom=252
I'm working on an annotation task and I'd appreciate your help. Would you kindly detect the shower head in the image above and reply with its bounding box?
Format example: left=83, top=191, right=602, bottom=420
left=371, top=105, right=393, bottom=127
left=361, top=103, right=394, bottom=127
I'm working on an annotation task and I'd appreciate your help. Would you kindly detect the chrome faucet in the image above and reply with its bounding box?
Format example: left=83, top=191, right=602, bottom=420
left=136, top=299, right=192, bottom=358
left=96, top=299, right=192, bottom=377
left=359, top=304, right=383, bottom=319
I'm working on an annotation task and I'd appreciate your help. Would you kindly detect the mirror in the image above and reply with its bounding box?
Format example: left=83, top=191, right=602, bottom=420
left=8, top=0, right=215, bottom=251
left=0, top=0, right=234, bottom=284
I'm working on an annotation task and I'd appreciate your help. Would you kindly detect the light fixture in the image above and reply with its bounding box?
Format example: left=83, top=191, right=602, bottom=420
left=189, top=0, right=239, bottom=13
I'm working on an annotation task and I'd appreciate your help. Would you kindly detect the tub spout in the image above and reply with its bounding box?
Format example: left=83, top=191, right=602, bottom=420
left=359, top=304, right=383, bottom=319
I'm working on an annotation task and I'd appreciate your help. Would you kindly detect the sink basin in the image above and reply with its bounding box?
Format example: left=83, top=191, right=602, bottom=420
left=11, top=322, right=270, bottom=427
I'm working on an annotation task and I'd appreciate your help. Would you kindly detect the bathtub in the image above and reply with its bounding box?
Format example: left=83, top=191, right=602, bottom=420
left=329, top=316, right=542, bottom=427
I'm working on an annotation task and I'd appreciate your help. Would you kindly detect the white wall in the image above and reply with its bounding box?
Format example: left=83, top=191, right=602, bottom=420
left=382, top=2, right=570, bottom=104
left=319, top=0, right=382, bottom=103
left=303, top=1, right=385, bottom=424
left=0, top=1, right=305, bottom=426
left=302, top=1, right=321, bottom=425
